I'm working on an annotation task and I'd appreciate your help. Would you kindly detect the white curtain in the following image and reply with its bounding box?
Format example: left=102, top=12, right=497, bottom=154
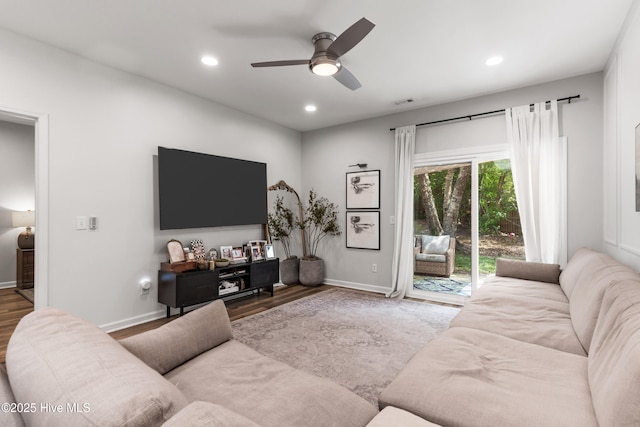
left=506, top=100, right=567, bottom=266
left=388, top=125, right=416, bottom=298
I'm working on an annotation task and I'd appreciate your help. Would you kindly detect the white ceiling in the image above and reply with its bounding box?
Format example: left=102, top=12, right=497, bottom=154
left=0, top=0, right=633, bottom=132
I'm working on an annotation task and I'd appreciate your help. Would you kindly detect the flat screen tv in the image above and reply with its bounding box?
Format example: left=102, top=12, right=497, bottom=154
left=158, top=147, right=268, bottom=230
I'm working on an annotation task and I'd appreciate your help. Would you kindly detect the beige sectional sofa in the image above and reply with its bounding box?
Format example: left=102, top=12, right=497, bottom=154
left=3, top=298, right=433, bottom=427
left=380, top=248, right=640, bottom=426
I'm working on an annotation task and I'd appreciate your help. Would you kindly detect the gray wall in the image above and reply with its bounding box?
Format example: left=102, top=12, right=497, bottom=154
left=302, top=72, right=604, bottom=293
left=0, top=121, right=34, bottom=286
left=0, top=27, right=302, bottom=329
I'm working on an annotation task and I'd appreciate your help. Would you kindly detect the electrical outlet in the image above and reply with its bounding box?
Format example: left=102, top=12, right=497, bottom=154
left=371, top=264, right=377, bottom=273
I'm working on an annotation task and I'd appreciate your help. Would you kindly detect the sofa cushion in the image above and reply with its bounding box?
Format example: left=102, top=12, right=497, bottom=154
left=495, top=258, right=560, bottom=284
left=165, top=339, right=377, bottom=427
left=161, top=401, right=260, bottom=427
left=420, top=235, right=450, bottom=255
left=450, top=298, right=586, bottom=355
left=588, top=280, right=640, bottom=426
left=6, top=308, right=188, bottom=427
left=120, top=300, right=233, bottom=375
left=0, top=365, right=25, bottom=427
left=415, top=253, right=446, bottom=263
left=379, top=327, right=598, bottom=427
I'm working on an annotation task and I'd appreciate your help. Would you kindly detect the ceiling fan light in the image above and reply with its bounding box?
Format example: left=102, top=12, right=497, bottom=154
left=311, top=61, right=339, bottom=76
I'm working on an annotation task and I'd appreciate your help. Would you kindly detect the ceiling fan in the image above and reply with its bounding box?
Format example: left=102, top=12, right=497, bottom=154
left=251, top=17, right=375, bottom=90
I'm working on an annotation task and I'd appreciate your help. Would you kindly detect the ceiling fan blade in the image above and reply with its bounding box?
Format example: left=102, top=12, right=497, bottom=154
left=327, top=17, right=375, bottom=58
left=251, top=59, right=310, bottom=68
left=333, top=66, right=361, bottom=90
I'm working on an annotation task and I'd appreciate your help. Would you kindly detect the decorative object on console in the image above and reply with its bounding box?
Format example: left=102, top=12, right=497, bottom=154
left=190, top=239, right=206, bottom=260
left=299, top=189, right=341, bottom=286
left=162, top=239, right=197, bottom=273
left=346, top=211, right=380, bottom=250
left=12, top=210, right=35, bottom=249
left=346, top=170, right=380, bottom=209
left=215, top=258, right=230, bottom=267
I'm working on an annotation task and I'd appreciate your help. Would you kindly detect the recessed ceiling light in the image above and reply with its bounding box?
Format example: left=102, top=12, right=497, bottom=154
left=305, top=105, right=317, bottom=112
left=201, top=56, right=219, bottom=66
left=485, top=56, right=504, bottom=66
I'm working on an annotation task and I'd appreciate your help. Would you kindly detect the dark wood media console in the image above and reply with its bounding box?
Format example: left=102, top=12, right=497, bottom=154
left=158, top=258, right=279, bottom=317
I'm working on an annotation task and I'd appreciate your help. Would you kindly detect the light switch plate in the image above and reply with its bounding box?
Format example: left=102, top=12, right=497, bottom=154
left=76, top=216, right=87, bottom=230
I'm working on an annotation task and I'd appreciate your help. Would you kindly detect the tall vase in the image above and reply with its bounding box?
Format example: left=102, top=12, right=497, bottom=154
left=299, top=258, right=324, bottom=286
left=280, top=258, right=300, bottom=285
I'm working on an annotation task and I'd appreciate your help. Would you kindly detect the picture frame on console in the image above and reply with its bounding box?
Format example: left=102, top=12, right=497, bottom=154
left=265, top=244, right=275, bottom=259
left=167, top=239, right=185, bottom=264
left=220, top=246, right=232, bottom=259
left=251, top=245, right=264, bottom=261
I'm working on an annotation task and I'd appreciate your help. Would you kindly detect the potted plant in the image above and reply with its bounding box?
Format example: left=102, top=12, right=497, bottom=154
left=299, top=189, right=341, bottom=286
left=268, top=195, right=300, bottom=285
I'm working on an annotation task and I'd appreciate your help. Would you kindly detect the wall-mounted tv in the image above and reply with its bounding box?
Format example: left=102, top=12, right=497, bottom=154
left=158, top=147, right=267, bottom=230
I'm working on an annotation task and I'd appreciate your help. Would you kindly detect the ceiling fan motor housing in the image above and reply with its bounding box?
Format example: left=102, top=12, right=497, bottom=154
left=309, top=32, right=341, bottom=75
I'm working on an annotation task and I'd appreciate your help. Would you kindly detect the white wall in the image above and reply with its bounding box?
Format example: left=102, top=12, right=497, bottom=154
left=0, top=28, right=302, bottom=329
left=302, top=72, right=604, bottom=293
left=0, top=121, right=35, bottom=286
left=603, top=1, right=640, bottom=270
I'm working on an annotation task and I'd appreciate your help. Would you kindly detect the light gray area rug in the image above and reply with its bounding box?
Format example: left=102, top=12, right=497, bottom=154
left=232, top=288, right=460, bottom=405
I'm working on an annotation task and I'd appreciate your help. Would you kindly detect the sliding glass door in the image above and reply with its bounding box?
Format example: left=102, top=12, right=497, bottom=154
left=410, top=150, right=524, bottom=304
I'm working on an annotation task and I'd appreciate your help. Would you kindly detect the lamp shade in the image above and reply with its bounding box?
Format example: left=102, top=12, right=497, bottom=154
left=12, top=210, right=35, bottom=228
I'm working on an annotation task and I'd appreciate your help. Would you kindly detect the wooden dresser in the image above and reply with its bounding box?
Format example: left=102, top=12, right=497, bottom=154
left=16, top=249, right=34, bottom=289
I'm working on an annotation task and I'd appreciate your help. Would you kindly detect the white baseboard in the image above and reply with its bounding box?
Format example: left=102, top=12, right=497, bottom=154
left=102, top=281, right=387, bottom=333
left=100, top=309, right=166, bottom=333
left=0, top=281, right=16, bottom=289
left=323, top=278, right=391, bottom=295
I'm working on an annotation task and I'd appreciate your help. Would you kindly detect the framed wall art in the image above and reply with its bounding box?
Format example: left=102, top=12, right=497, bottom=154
left=346, top=170, right=380, bottom=209
left=346, top=211, right=380, bottom=250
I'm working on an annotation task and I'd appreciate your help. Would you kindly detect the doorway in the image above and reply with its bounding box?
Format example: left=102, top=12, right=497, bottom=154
left=410, top=150, right=525, bottom=304
left=0, top=107, right=49, bottom=310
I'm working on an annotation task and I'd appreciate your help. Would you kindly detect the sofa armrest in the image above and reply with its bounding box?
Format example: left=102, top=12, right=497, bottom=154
left=0, top=365, right=25, bottom=427
left=495, top=258, right=561, bottom=284
left=120, top=300, right=233, bottom=374
left=162, top=401, right=260, bottom=427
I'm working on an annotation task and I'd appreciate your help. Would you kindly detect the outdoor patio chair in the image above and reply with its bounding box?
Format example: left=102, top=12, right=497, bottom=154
left=414, top=235, right=456, bottom=278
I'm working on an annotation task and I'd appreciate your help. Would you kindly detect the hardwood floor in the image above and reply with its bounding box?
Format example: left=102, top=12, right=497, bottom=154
left=0, top=287, right=34, bottom=365
left=109, top=284, right=331, bottom=340
left=0, top=283, right=454, bottom=365
left=0, top=284, right=331, bottom=363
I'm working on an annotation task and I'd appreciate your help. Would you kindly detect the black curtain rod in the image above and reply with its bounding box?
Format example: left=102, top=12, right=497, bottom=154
left=389, top=95, right=581, bottom=131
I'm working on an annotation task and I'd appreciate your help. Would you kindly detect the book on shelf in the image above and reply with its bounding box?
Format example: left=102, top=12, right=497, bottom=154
left=219, top=285, right=239, bottom=295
